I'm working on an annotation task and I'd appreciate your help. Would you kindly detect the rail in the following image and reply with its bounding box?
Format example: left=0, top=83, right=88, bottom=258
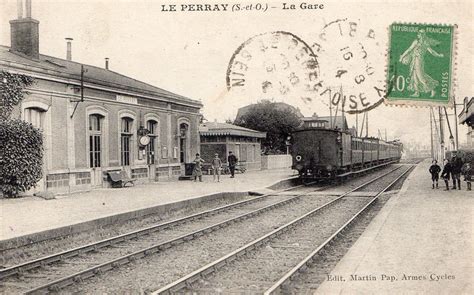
left=263, top=165, right=414, bottom=294
left=151, top=166, right=404, bottom=294
left=0, top=182, right=308, bottom=281
left=21, top=183, right=325, bottom=294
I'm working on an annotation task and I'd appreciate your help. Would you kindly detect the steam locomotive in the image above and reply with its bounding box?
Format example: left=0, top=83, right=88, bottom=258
left=291, top=127, right=402, bottom=180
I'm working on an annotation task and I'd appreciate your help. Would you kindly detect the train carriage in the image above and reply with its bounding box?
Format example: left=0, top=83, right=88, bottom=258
left=291, top=127, right=402, bottom=181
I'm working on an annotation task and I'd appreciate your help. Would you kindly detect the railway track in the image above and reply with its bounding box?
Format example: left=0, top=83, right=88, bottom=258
left=0, top=164, right=408, bottom=294
left=1, top=182, right=326, bottom=294
left=153, top=165, right=413, bottom=294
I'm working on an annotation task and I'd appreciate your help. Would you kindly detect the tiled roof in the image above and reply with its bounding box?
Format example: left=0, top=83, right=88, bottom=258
left=0, top=45, right=201, bottom=107
left=199, top=122, right=266, bottom=138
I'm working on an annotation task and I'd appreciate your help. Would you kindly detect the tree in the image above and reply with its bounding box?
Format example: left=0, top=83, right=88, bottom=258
left=234, top=100, right=301, bottom=154
left=0, top=71, right=42, bottom=198
left=0, top=70, right=34, bottom=120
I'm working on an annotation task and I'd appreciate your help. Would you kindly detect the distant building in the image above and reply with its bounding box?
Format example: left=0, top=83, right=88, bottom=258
left=199, top=122, right=266, bottom=171
left=459, top=97, right=473, bottom=148
left=1, top=2, right=202, bottom=194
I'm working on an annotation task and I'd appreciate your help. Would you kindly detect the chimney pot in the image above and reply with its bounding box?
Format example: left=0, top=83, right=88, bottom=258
left=25, top=0, right=32, bottom=18
left=17, top=0, right=23, bottom=19
left=65, top=37, right=73, bottom=61
left=105, top=57, right=109, bottom=70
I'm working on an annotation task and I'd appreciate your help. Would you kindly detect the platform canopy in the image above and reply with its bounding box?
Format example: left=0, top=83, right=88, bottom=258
left=199, top=122, right=266, bottom=138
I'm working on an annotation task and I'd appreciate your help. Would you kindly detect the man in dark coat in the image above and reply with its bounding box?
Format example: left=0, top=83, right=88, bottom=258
left=451, top=154, right=463, bottom=190
left=227, top=151, right=238, bottom=178
left=441, top=159, right=453, bottom=191
left=429, top=160, right=441, bottom=189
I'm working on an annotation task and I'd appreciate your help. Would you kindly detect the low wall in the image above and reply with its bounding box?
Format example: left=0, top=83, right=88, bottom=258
left=261, top=154, right=292, bottom=170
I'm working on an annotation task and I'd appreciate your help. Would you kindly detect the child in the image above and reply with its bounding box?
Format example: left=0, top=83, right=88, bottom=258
left=211, top=153, right=222, bottom=182
left=441, top=159, right=452, bottom=191
left=461, top=162, right=472, bottom=191
left=429, top=160, right=441, bottom=189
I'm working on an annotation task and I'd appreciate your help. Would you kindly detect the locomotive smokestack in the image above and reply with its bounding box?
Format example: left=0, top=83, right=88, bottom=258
left=65, top=37, right=73, bottom=61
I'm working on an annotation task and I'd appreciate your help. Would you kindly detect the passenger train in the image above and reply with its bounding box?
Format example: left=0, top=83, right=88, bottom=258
left=291, top=127, right=403, bottom=180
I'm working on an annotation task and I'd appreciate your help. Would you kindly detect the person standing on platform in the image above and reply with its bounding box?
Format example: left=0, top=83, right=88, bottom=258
left=441, top=159, right=453, bottom=191
left=451, top=154, right=463, bottom=190
left=192, top=153, right=205, bottom=182
left=429, top=160, right=441, bottom=189
left=461, top=162, right=472, bottom=191
left=227, top=151, right=238, bottom=178
left=211, top=153, right=223, bottom=182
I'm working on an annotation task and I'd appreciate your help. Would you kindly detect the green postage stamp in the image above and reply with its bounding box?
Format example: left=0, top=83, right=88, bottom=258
left=386, top=23, right=455, bottom=106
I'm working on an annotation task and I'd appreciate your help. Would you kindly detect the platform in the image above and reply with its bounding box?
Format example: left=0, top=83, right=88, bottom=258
left=316, top=159, right=473, bottom=294
left=0, top=169, right=296, bottom=250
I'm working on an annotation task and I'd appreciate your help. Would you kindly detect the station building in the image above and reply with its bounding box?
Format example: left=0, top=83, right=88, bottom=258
left=199, top=122, right=265, bottom=171
left=459, top=97, right=473, bottom=148
left=1, top=3, right=202, bottom=195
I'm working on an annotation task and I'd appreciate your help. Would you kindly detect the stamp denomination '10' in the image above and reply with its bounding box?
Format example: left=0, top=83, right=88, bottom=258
left=386, top=23, right=454, bottom=106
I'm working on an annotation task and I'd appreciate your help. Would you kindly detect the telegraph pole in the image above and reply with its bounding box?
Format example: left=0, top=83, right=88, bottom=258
left=438, top=107, right=445, bottom=161
left=329, top=90, right=333, bottom=129
left=356, top=112, right=358, bottom=136
left=453, top=96, right=459, bottom=150
left=430, top=109, right=434, bottom=158
left=366, top=111, right=369, bottom=137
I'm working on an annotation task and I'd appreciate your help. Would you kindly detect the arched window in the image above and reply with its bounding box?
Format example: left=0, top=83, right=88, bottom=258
left=146, top=120, right=158, bottom=164
left=24, top=107, right=46, bottom=129
left=89, top=114, right=103, bottom=168
left=121, top=117, right=133, bottom=166
left=179, top=122, right=189, bottom=163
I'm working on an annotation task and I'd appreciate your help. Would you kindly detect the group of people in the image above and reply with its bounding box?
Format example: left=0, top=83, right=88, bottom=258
left=191, top=151, right=238, bottom=182
left=429, top=154, right=472, bottom=191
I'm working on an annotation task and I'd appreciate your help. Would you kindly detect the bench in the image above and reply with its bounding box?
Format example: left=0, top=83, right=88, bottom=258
left=107, top=171, right=136, bottom=188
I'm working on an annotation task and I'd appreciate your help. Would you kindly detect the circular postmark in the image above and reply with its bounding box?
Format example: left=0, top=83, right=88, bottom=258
left=313, top=19, right=385, bottom=114
left=226, top=31, right=323, bottom=105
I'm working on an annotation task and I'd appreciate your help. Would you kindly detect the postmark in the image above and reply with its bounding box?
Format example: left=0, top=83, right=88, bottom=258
left=226, top=31, right=322, bottom=106
left=385, top=23, right=455, bottom=107
left=313, top=19, right=386, bottom=114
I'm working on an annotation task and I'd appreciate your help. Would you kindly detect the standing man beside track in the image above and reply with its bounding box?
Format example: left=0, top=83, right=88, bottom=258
left=451, top=154, right=464, bottom=190
left=227, top=151, right=238, bottom=178
left=212, top=153, right=223, bottom=182
left=192, top=153, right=205, bottom=182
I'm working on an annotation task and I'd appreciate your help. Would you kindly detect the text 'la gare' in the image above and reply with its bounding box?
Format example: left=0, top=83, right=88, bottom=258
left=282, top=3, right=325, bottom=10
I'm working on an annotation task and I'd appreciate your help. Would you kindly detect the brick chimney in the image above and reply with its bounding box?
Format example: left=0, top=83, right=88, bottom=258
left=10, top=0, right=40, bottom=59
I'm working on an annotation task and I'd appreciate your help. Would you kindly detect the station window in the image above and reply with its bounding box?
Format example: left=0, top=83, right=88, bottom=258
left=121, top=117, right=133, bottom=166
left=89, top=114, right=103, bottom=168
left=146, top=120, right=158, bottom=164
left=24, top=107, right=45, bottom=129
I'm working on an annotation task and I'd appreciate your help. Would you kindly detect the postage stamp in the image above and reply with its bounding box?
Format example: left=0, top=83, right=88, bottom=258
left=386, top=23, right=455, bottom=107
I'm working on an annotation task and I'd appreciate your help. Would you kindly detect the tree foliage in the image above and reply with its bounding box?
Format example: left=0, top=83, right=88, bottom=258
left=0, top=119, right=43, bottom=197
left=0, top=71, right=41, bottom=198
left=234, top=101, right=302, bottom=154
left=0, top=70, right=35, bottom=120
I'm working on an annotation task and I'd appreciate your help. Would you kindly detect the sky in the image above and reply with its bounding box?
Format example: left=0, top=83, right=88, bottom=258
left=0, top=0, right=472, bottom=147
